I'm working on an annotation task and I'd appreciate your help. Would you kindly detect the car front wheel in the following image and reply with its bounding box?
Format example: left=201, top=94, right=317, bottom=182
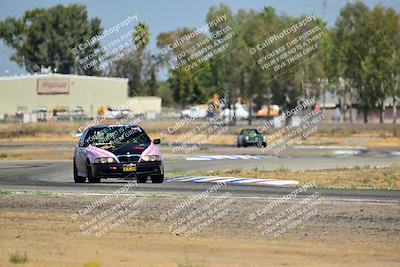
left=262, top=142, right=267, bottom=147
left=73, top=162, right=86, bottom=183
left=151, top=174, right=164, bottom=183
left=136, top=175, right=147, bottom=183
left=87, top=164, right=100, bottom=183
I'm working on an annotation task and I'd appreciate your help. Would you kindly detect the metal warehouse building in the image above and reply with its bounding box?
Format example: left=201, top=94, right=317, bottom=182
left=0, top=74, right=161, bottom=120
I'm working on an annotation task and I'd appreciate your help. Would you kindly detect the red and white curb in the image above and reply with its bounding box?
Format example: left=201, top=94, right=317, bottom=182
left=166, top=176, right=299, bottom=186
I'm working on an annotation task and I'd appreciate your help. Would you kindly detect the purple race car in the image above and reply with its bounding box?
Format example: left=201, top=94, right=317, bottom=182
left=73, top=125, right=163, bottom=183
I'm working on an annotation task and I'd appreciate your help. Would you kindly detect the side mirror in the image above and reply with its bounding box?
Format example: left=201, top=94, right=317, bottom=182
left=153, top=138, right=161, bottom=144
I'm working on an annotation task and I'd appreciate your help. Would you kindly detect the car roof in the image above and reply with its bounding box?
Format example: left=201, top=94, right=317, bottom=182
left=89, top=124, right=140, bottom=130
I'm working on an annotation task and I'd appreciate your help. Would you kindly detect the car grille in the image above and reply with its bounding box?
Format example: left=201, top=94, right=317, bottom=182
left=118, top=155, right=140, bottom=163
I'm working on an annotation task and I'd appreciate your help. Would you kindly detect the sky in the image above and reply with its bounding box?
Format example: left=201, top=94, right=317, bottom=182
left=0, top=0, right=399, bottom=76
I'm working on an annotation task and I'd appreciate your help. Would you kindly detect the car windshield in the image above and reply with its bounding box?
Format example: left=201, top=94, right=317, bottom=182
left=244, top=129, right=260, bottom=135
left=86, top=126, right=151, bottom=146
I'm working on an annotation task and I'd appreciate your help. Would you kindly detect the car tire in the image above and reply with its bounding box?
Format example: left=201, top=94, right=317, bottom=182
left=237, top=142, right=241, bottom=147
left=262, top=142, right=267, bottom=148
left=136, top=175, right=147, bottom=183
left=87, top=164, right=100, bottom=183
left=73, top=162, right=86, bottom=183
left=243, top=142, right=248, bottom=148
left=151, top=174, right=164, bottom=183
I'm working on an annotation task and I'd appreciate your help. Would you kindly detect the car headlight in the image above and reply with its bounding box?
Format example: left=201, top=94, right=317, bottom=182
left=263, top=136, right=267, bottom=142
left=94, top=157, right=117, bottom=164
left=141, top=155, right=161, bottom=161
left=245, top=136, right=249, bottom=141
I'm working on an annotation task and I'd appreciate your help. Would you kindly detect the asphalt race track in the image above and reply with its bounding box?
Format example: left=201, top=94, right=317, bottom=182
left=0, top=152, right=400, bottom=201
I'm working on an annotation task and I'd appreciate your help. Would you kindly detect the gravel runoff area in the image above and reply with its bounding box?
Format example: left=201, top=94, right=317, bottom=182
left=0, top=190, right=399, bottom=267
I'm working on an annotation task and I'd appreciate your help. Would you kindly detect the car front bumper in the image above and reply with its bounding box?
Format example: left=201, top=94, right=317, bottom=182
left=243, top=139, right=266, bottom=146
left=91, top=161, right=163, bottom=179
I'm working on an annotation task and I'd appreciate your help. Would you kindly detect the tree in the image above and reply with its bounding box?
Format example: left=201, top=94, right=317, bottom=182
left=205, top=4, right=236, bottom=121
left=157, top=28, right=209, bottom=106
left=332, top=2, right=373, bottom=123
left=362, top=6, right=400, bottom=124
left=0, top=4, right=103, bottom=75
left=130, top=22, right=151, bottom=96
left=232, top=7, right=277, bottom=125
left=107, top=22, right=154, bottom=97
left=143, top=54, right=158, bottom=96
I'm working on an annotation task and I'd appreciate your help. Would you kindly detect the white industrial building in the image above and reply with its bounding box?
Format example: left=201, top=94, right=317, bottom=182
left=0, top=74, right=161, bottom=121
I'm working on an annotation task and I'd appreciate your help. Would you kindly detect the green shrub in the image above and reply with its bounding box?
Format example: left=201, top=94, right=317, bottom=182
left=9, top=251, right=28, bottom=264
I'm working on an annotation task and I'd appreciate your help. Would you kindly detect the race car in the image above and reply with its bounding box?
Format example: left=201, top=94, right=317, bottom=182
left=237, top=128, right=267, bottom=147
left=73, top=125, right=163, bottom=183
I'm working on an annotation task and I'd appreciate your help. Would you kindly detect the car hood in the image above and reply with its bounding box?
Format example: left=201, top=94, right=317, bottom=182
left=85, top=145, right=119, bottom=163
left=98, top=143, right=150, bottom=156
left=86, top=143, right=161, bottom=163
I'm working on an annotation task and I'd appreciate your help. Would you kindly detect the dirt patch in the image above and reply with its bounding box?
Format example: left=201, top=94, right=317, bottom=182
left=0, top=147, right=74, bottom=160
left=0, top=193, right=399, bottom=266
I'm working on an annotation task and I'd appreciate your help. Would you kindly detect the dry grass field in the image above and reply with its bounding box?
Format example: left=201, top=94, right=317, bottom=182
left=0, top=193, right=399, bottom=267
left=0, top=120, right=399, bottom=148
left=187, top=165, right=400, bottom=190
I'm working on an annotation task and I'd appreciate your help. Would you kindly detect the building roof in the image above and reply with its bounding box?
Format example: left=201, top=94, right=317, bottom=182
left=0, top=73, right=128, bottom=82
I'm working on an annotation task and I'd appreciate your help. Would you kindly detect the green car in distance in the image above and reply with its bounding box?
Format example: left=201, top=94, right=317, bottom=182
left=237, top=128, right=267, bottom=148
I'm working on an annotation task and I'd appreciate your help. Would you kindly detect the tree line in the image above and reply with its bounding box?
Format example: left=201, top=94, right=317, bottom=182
left=0, top=2, right=399, bottom=123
